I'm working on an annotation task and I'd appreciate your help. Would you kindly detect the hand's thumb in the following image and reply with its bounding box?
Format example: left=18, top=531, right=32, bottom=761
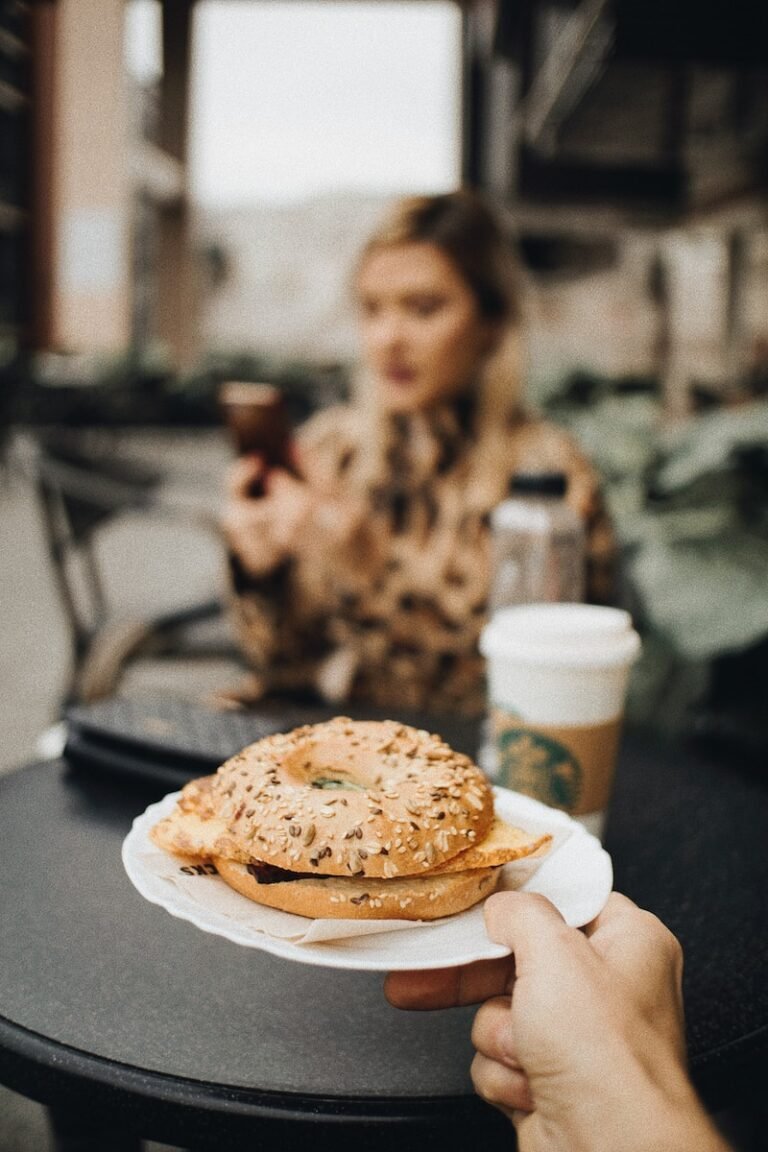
left=484, top=892, right=570, bottom=973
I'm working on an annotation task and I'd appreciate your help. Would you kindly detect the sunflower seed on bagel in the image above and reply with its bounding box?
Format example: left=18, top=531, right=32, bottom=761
left=207, top=718, right=495, bottom=879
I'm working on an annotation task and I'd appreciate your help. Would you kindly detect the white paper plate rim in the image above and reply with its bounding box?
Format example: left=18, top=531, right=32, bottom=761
left=122, top=786, right=612, bottom=971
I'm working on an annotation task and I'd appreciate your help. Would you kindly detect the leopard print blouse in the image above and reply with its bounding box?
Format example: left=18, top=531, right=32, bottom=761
left=228, top=400, right=615, bottom=717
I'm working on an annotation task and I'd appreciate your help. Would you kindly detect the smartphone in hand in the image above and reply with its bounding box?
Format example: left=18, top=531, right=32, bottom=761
left=219, top=382, right=295, bottom=472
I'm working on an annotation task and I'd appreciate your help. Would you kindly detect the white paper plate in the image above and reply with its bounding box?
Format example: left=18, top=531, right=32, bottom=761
left=122, top=787, right=612, bottom=971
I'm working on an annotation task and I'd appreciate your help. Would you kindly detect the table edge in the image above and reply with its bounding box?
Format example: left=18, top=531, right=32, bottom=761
left=0, top=1014, right=479, bottom=1123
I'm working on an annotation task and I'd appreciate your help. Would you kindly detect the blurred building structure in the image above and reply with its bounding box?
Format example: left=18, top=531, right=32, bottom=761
left=4, top=0, right=768, bottom=411
left=13, top=0, right=195, bottom=368
left=46, top=0, right=133, bottom=351
left=1, top=0, right=30, bottom=386
left=463, top=0, right=768, bottom=411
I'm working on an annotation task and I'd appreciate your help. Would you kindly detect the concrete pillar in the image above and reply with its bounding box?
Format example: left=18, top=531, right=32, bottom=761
left=50, top=0, right=132, bottom=353
left=660, top=230, right=730, bottom=416
left=155, top=0, right=198, bottom=372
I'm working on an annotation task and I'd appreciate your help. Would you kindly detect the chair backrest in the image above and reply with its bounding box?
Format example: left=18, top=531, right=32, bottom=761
left=31, top=434, right=164, bottom=684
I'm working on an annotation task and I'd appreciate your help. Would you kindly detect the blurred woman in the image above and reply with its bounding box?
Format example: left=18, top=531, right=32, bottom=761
left=222, top=190, right=614, bottom=715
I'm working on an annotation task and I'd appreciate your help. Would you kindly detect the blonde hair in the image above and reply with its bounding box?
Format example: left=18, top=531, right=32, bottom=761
left=358, top=189, right=520, bottom=325
left=353, top=189, right=526, bottom=496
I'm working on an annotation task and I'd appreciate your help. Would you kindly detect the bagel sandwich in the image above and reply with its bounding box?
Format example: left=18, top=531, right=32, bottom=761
left=151, top=718, right=551, bottom=921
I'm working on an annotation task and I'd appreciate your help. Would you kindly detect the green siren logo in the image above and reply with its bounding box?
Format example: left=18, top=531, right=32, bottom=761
left=497, top=727, right=582, bottom=811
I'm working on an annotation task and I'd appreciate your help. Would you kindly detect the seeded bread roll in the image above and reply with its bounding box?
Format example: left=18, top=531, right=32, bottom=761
left=152, top=805, right=551, bottom=875
left=214, top=856, right=502, bottom=921
left=209, top=718, right=495, bottom=880
left=148, top=717, right=552, bottom=924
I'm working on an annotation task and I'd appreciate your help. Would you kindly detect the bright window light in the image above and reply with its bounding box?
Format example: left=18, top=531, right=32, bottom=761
left=188, top=1, right=462, bottom=206
left=125, top=0, right=163, bottom=85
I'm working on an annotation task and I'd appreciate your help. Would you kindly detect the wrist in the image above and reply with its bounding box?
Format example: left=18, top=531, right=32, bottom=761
left=597, top=1070, right=727, bottom=1152
left=643, top=1045, right=728, bottom=1151
left=556, top=1054, right=726, bottom=1152
left=229, top=543, right=288, bottom=581
left=648, top=1094, right=730, bottom=1152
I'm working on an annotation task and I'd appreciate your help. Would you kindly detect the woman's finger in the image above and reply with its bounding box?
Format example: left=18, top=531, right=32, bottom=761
left=220, top=498, right=286, bottom=577
left=265, top=467, right=305, bottom=498
left=225, top=454, right=266, bottom=499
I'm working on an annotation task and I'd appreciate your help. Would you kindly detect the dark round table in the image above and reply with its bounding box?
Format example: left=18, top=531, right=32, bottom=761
left=0, top=729, right=766, bottom=1151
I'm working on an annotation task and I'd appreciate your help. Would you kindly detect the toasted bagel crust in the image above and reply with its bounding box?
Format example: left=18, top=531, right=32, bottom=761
left=213, top=856, right=502, bottom=920
left=209, top=718, right=495, bottom=879
left=428, top=817, right=552, bottom=873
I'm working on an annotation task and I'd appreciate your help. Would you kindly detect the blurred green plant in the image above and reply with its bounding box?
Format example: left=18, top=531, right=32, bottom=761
left=176, top=349, right=350, bottom=424
left=16, top=348, right=350, bottom=427
left=544, top=372, right=768, bottom=733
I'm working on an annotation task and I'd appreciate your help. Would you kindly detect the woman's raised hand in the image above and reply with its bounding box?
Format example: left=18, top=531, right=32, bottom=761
left=222, top=455, right=314, bottom=577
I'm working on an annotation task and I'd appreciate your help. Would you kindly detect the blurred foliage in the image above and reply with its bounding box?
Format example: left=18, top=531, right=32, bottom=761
left=13, top=348, right=351, bottom=429
left=544, top=372, right=768, bottom=734
left=177, top=349, right=350, bottom=425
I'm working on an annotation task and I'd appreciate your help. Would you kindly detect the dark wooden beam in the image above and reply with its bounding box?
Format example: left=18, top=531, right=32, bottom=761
left=613, top=0, right=768, bottom=65
left=29, top=3, right=53, bottom=351
left=460, top=4, right=485, bottom=187
left=517, top=146, right=687, bottom=209
left=159, top=0, right=192, bottom=162
left=156, top=0, right=197, bottom=370
left=520, top=0, right=613, bottom=151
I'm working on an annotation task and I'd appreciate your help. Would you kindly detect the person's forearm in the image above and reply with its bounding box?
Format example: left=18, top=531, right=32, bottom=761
left=517, top=1048, right=730, bottom=1152
left=637, top=1039, right=731, bottom=1152
left=560, top=1066, right=730, bottom=1152
left=651, top=1105, right=731, bottom=1152
left=626, top=1089, right=730, bottom=1152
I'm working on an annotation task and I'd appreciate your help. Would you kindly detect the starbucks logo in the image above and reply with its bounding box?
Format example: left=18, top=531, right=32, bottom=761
left=497, top=728, right=582, bottom=811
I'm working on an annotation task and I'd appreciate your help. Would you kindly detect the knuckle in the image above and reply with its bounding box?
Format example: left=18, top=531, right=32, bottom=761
left=520, top=891, right=555, bottom=914
left=634, top=909, right=684, bottom=976
left=643, top=909, right=680, bottom=951
left=661, top=926, right=684, bottom=974
left=471, top=1055, right=515, bottom=1109
left=470, top=995, right=510, bottom=1054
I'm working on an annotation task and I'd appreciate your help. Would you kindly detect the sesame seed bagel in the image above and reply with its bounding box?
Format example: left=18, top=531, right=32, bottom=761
left=213, top=856, right=502, bottom=921
left=209, top=718, right=495, bottom=881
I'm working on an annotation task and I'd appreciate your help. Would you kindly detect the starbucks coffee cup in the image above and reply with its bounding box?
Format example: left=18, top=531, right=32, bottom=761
left=480, top=604, right=641, bottom=840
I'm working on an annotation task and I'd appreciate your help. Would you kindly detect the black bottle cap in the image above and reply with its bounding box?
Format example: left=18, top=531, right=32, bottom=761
left=509, top=471, right=568, bottom=496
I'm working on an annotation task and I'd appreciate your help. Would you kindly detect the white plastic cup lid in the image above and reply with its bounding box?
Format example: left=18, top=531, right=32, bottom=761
left=480, top=604, right=641, bottom=669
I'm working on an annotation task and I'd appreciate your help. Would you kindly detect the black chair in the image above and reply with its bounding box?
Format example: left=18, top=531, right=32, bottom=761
left=28, top=430, right=232, bottom=708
